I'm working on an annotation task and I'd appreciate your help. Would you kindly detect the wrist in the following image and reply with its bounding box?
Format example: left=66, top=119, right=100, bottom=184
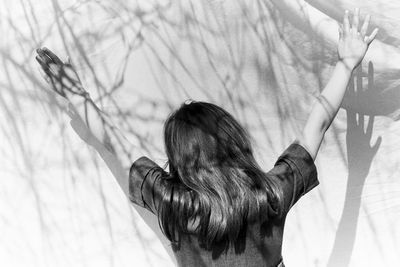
left=337, top=59, right=355, bottom=74
left=69, top=91, right=91, bottom=106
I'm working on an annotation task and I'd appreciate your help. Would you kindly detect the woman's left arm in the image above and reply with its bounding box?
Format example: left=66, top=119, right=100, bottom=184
left=298, top=8, right=378, bottom=160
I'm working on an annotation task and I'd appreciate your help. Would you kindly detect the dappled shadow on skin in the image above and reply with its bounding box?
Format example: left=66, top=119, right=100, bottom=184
left=3, top=0, right=399, bottom=266
left=327, top=62, right=382, bottom=267
left=1, top=0, right=331, bottom=265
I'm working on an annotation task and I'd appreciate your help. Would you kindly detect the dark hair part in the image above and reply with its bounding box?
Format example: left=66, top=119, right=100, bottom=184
left=158, top=101, right=283, bottom=249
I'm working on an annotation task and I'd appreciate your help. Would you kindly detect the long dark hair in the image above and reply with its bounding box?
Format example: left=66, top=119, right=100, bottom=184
left=158, top=101, right=283, bottom=249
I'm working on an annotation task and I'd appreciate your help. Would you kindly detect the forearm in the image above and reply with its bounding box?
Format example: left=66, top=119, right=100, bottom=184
left=300, top=60, right=353, bottom=159
left=69, top=94, right=112, bottom=149
left=297, top=8, right=378, bottom=160
left=92, top=136, right=129, bottom=196
left=312, top=60, right=353, bottom=131
left=66, top=101, right=129, bottom=196
left=67, top=102, right=176, bottom=264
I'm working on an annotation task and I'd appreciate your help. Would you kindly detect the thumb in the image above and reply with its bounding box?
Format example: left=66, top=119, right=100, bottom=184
left=365, top=28, right=379, bottom=45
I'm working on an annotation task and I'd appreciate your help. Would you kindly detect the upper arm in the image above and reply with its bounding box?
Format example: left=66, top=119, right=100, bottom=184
left=129, top=157, right=177, bottom=265
left=299, top=119, right=326, bottom=161
left=129, top=156, right=165, bottom=214
left=268, top=141, right=319, bottom=213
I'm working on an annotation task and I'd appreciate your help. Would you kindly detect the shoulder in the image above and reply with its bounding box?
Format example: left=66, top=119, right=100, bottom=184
left=129, top=156, right=161, bottom=177
left=129, top=156, right=167, bottom=214
left=274, top=140, right=317, bottom=177
left=268, top=140, right=319, bottom=212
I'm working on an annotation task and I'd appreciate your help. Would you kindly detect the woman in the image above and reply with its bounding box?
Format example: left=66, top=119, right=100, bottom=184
left=36, top=8, right=378, bottom=267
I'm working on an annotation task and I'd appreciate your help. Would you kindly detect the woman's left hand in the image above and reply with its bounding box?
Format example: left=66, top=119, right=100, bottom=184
left=337, top=8, right=378, bottom=70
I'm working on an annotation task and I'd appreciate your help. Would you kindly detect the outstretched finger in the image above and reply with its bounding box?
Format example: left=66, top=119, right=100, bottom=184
left=38, top=67, right=51, bottom=84
left=42, top=47, right=63, bottom=65
left=36, top=49, right=52, bottom=65
left=367, top=61, right=374, bottom=91
left=365, top=28, right=379, bottom=45
left=35, top=55, right=52, bottom=74
left=343, top=10, right=350, bottom=35
left=48, top=62, right=61, bottom=76
left=352, top=8, right=360, bottom=35
left=360, top=14, right=371, bottom=37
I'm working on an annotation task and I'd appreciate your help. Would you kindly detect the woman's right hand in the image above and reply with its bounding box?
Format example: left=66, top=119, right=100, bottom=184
left=337, top=8, right=378, bottom=71
left=36, top=47, right=103, bottom=147
left=35, top=47, right=88, bottom=100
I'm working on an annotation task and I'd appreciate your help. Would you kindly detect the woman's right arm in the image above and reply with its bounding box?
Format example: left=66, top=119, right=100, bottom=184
left=297, top=8, right=378, bottom=160
left=67, top=101, right=130, bottom=196
left=36, top=47, right=130, bottom=195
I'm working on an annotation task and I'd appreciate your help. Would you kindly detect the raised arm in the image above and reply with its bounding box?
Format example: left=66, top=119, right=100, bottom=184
left=35, top=48, right=177, bottom=265
left=298, top=8, right=378, bottom=160
left=35, top=47, right=130, bottom=194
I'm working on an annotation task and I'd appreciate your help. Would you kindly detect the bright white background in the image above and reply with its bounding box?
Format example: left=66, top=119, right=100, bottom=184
left=0, top=0, right=399, bottom=266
